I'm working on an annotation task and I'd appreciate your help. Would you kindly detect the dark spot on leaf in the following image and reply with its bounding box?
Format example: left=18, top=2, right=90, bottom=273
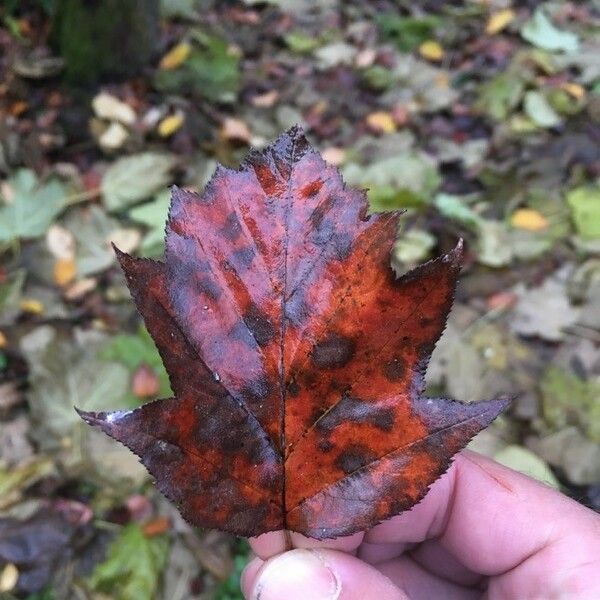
left=244, top=304, right=276, bottom=347
left=383, top=358, right=406, bottom=382
left=334, top=445, right=378, bottom=475
left=196, top=275, right=221, bottom=301
left=310, top=195, right=335, bottom=229
left=232, top=245, right=256, bottom=270
left=220, top=212, right=242, bottom=241
left=317, top=395, right=394, bottom=433
left=312, top=334, right=355, bottom=369
left=317, top=438, right=334, bottom=453
left=333, top=232, right=353, bottom=261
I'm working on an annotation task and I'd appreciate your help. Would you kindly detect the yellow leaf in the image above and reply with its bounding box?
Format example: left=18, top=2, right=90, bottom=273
left=511, top=209, right=549, bottom=232
left=159, top=42, right=192, bottom=70
left=20, top=299, right=44, bottom=315
left=0, top=331, right=7, bottom=349
left=53, top=258, right=77, bottom=286
left=419, top=40, right=444, bottom=62
left=158, top=113, right=185, bottom=137
left=486, top=9, right=516, bottom=35
left=560, top=82, right=585, bottom=100
left=366, top=111, right=396, bottom=134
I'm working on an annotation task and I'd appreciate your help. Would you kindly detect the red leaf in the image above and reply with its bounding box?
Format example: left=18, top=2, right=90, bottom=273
left=78, top=127, right=510, bottom=539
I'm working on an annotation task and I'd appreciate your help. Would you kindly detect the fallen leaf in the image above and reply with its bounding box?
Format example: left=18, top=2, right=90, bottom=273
left=132, top=364, right=161, bottom=399
left=102, top=153, right=177, bottom=212
left=159, top=42, right=192, bottom=70
left=560, top=82, right=585, bottom=99
left=92, top=92, right=136, bottom=125
left=0, top=563, right=18, bottom=593
left=365, top=111, right=396, bottom=135
left=53, top=258, right=77, bottom=287
left=530, top=427, right=600, bottom=486
left=128, top=191, right=170, bottom=256
left=220, top=117, right=252, bottom=143
left=101, top=325, right=171, bottom=406
left=0, top=510, right=80, bottom=594
left=510, top=208, right=549, bottom=231
left=344, top=150, right=441, bottom=211
left=79, top=128, right=509, bottom=539
left=486, top=9, right=516, bottom=35
left=378, top=14, right=441, bottom=52
left=142, top=516, right=171, bottom=537
left=418, top=40, right=444, bottom=62
left=158, top=113, right=185, bottom=137
left=511, top=273, right=580, bottom=341
left=393, top=229, right=436, bottom=267
left=64, top=277, right=97, bottom=301
left=521, top=8, right=579, bottom=53
left=567, top=186, right=600, bottom=240
left=65, top=206, right=120, bottom=276
left=476, top=220, right=513, bottom=267
left=541, top=366, right=600, bottom=443
left=524, top=90, right=562, bottom=128
left=89, top=523, right=169, bottom=600
left=0, top=170, right=68, bottom=245
left=494, top=445, right=559, bottom=488
left=106, top=228, right=141, bottom=255
left=320, top=147, right=346, bottom=166
left=99, top=121, right=129, bottom=150
left=251, top=90, right=279, bottom=108
left=314, top=42, right=357, bottom=70
left=19, top=299, right=44, bottom=315
left=46, top=224, right=75, bottom=260
left=154, top=33, right=240, bottom=103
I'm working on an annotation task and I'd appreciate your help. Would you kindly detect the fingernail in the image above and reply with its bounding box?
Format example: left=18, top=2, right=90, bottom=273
left=252, top=549, right=340, bottom=600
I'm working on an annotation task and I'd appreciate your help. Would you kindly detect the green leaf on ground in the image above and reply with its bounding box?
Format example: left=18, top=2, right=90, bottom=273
left=434, top=193, right=484, bottom=230
left=64, top=205, right=120, bottom=276
left=284, top=31, right=322, bottom=54
left=523, top=91, right=562, bottom=128
left=521, top=9, right=579, bottom=53
left=128, top=190, right=170, bottom=256
left=494, top=445, right=559, bottom=488
left=215, top=540, right=250, bottom=600
left=101, top=325, right=172, bottom=405
left=102, top=153, right=177, bottom=212
left=541, top=366, right=600, bottom=444
left=0, top=170, right=68, bottom=244
left=393, top=229, right=436, bottom=265
left=477, top=72, right=525, bottom=120
left=567, top=187, right=600, bottom=240
left=343, top=152, right=441, bottom=212
left=476, top=220, right=513, bottom=267
left=21, top=327, right=131, bottom=444
left=154, top=31, right=240, bottom=102
left=377, top=14, right=441, bottom=52
left=89, top=523, right=170, bottom=600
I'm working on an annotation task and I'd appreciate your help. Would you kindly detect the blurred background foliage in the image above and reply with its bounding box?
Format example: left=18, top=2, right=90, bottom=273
left=0, top=0, right=599, bottom=598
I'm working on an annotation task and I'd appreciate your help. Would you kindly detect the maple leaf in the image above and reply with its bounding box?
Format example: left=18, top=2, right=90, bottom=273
left=78, top=127, right=510, bottom=539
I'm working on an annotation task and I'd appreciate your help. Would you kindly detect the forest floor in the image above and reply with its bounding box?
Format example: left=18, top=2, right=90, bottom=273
left=0, top=1, right=599, bottom=599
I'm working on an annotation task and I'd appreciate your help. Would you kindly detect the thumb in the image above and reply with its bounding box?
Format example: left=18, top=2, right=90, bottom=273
left=242, top=548, right=407, bottom=600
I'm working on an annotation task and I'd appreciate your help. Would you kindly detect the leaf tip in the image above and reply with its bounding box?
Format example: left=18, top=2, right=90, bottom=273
left=447, top=238, right=464, bottom=266
left=479, top=394, right=513, bottom=425
left=75, top=406, right=103, bottom=426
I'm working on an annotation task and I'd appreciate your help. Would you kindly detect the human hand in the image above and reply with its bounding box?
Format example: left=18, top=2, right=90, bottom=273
left=241, top=450, right=600, bottom=599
